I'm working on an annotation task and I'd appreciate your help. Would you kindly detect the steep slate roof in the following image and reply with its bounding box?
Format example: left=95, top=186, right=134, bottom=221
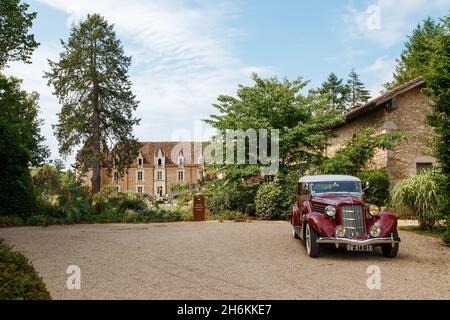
left=135, top=141, right=203, bottom=167
left=343, top=77, right=425, bottom=123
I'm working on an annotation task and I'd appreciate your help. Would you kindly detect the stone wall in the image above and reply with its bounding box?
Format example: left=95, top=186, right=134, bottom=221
left=327, top=86, right=436, bottom=188
left=384, top=86, right=436, bottom=187
left=326, top=107, right=388, bottom=170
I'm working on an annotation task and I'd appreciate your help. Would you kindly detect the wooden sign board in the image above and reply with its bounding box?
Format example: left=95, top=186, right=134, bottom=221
left=193, top=195, right=205, bottom=221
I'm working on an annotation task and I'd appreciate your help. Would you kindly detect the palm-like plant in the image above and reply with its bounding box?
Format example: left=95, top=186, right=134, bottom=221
left=391, top=169, right=445, bottom=230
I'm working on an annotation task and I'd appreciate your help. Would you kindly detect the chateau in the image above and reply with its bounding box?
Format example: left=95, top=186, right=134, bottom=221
left=326, top=78, right=437, bottom=188
left=92, top=142, right=204, bottom=196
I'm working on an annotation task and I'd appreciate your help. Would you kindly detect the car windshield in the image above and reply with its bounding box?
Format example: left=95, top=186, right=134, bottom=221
left=309, top=181, right=362, bottom=195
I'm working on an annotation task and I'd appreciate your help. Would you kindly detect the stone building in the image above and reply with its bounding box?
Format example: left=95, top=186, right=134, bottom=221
left=326, top=78, right=437, bottom=188
left=92, top=141, right=204, bottom=196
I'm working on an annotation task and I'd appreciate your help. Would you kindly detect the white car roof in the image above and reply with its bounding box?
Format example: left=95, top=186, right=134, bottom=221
left=298, top=175, right=361, bottom=183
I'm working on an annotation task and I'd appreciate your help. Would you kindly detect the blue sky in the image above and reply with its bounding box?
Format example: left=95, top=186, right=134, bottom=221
left=5, top=0, right=449, bottom=164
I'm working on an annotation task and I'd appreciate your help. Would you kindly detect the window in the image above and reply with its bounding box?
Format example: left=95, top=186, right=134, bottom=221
left=138, top=158, right=143, bottom=166
left=113, top=172, right=119, bottom=183
left=178, top=157, right=184, bottom=166
left=137, top=171, right=143, bottom=182
left=137, top=186, right=143, bottom=194
left=178, top=171, right=184, bottom=181
left=157, top=171, right=163, bottom=180
left=416, top=162, right=433, bottom=173
left=157, top=186, right=163, bottom=197
left=158, top=158, right=162, bottom=166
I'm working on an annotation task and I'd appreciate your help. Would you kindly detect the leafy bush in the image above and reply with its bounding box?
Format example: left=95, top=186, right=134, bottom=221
left=209, top=210, right=248, bottom=221
left=358, top=170, right=390, bottom=206
left=57, top=171, right=92, bottom=223
left=0, top=238, right=51, bottom=300
left=391, top=170, right=446, bottom=230
left=444, top=217, right=450, bottom=245
left=255, top=182, right=291, bottom=220
left=205, top=181, right=257, bottom=216
left=0, top=216, right=24, bottom=227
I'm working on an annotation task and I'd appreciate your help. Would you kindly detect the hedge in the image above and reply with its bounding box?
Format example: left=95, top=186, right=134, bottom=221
left=0, top=238, right=51, bottom=300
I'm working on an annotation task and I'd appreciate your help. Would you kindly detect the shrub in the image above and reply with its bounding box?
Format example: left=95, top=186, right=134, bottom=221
left=255, top=182, right=290, bottom=220
left=209, top=210, right=248, bottom=221
left=0, top=238, right=51, bottom=300
left=57, top=171, right=92, bottom=223
left=444, top=217, right=450, bottom=245
left=205, top=181, right=257, bottom=216
left=0, top=216, right=24, bottom=227
left=391, top=169, right=445, bottom=230
left=358, top=170, right=390, bottom=206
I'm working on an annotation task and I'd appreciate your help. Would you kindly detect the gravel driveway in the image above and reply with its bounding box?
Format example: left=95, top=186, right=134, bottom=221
left=1, top=221, right=449, bottom=300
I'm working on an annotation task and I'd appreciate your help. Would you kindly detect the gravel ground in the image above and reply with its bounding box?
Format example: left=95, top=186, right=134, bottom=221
left=0, top=221, right=449, bottom=300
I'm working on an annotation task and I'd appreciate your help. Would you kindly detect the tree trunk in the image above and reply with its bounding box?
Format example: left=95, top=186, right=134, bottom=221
left=90, top=38, right=101, bottom=194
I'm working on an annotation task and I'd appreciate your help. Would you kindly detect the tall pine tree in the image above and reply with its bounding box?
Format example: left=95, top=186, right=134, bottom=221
left=45, top=14, right=140, bottom=194
left=384, top=17, right=440, bottom=90
left=347, top=68, right=370, bottom=107
left=319, top=72, right=350, bottom=110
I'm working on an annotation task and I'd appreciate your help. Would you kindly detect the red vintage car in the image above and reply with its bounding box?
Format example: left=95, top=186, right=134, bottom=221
left=291, top=175, right=400, bottom=258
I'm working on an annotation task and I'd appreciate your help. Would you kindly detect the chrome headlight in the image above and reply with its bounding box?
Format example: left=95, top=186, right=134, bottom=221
left=370, top=225, right=381, bottom=237
left=325, top=205, right=336, bottom=217
left=335, top=225, right=346, bottom=238
left=368, top=204, right=380, bottom=216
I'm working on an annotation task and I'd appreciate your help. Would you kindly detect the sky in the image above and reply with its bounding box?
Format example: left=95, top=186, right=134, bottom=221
left=4, top=0, right=450, bottom=165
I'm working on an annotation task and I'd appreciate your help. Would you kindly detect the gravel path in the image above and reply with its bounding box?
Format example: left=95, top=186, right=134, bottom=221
left=1, top=221, right=449, bottom=300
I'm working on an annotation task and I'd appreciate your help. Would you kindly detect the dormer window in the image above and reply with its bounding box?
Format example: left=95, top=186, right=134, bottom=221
left=178, top=157, right=184, bottom=166
left=137, top=153, right=144, bottom=167
left=158, top=158, right=162, bottom=166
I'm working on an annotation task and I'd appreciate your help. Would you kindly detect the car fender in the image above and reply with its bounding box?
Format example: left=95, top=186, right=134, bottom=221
left=306, top=212, right=336, bottom=237
left=367, top=211, right=398, bottom=238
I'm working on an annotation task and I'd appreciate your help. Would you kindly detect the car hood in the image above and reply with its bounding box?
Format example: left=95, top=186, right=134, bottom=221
left=311, top=194, right=364, bottom=206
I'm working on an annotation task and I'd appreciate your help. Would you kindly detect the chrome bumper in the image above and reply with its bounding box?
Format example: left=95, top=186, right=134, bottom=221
left=316, top=235, right=400, bottom=246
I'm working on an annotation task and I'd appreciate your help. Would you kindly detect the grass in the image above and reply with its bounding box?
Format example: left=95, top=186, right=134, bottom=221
left=208, top=210, right=249, bottom=222
left=398, top=225, right=449, bottom=244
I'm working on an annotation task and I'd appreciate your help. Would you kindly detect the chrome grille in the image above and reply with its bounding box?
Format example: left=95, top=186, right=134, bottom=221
left=341, top=205, right=365, bottom=238
left=312, top=202, right=326, bottom=214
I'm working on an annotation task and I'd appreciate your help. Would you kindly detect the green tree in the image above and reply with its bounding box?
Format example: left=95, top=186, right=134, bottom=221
left=384, top=17, right=440, bottom=90
left=0, top=74, right=49, bottom=165
left=319, top=72, right=350, bottom=110
left=45, top=14, right=140, bottom=194
left=0, top=0, right=39, bottom=68
left=0, top=120, right=35, bottom=218
left=320, top=128, right=405, bottom=176
left=347, top=68, right=370, bottom=107
left=205, top=73, right=342, bottom=185
left=423, top=15, right=450, bottom=218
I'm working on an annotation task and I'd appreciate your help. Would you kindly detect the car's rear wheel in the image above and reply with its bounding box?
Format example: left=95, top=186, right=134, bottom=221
left=381, top=231, right=399, bottom=258
left=305, top=223, right=320, bottom=258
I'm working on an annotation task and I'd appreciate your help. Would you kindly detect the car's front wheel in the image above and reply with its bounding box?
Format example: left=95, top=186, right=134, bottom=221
left=305, top=223, right=320, bottom=258
left=381, top=231, right=399, bottom=258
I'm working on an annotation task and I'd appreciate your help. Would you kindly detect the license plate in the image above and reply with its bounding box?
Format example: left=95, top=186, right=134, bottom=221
left=346, top=244, right=373, bottom=252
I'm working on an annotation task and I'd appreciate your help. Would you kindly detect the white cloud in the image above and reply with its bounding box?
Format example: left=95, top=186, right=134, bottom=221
left=344, top=0, right=450, bottom=48
left=9, top=0, right=270, bottom=164
left=4, top=44, right=61, bottom=162
left=360, top=56, right=396, bottom=97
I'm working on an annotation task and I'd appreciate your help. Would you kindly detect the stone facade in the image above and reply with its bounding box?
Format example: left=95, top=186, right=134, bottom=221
left=326, top=79, right=436, bottom=188
left=89, top=142, right=204, bottom=196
